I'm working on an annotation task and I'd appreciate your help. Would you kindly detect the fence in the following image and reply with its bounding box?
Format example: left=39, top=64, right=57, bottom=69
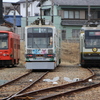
left=64, top=38, right=80, bottom=43
left=15, top=27, right=25, bottom=40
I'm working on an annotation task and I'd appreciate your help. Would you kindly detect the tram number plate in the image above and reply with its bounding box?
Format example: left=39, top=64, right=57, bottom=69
left=29, top=58, right=33, bottom=61
left=36, top=57, right=43, bottom=60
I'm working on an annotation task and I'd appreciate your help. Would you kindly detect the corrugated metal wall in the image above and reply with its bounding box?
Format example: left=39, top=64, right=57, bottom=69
left=15, top=27, right=25, bottom=40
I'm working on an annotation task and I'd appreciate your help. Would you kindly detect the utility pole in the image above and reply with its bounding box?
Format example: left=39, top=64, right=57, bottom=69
left=40, top=7, right=42, bottom=24
left=26, top=0, right=28, bottom=26
left=88, top=5, right=91, bottom=21
left=13, top=7, right=16, bottom=32
left=51, top=0, right=54, bottom=23
left=0, top=0, right=3, bottom=24
left=12, top=3, right=20, bottom=33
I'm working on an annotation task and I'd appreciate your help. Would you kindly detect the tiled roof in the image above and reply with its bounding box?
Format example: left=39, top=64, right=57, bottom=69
left=17, top=0, right=32, bottom=3
left=17, top=0, right=100, bottom=6
left=53, top=0, right=100, bottom=6
left=61, top=20, right=87, bottom=26
left=17, top=0, right=40, bottom=3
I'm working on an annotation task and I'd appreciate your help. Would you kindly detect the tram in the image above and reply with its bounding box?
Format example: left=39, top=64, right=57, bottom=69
left=0, top=30, right=20, bottom=67
left=80, top=21, right=100, bottom=67
left=25, top=19, right=61, bottom=70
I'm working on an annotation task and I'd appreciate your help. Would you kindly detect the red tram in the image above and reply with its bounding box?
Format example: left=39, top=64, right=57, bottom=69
left=0, top=30, right=20, bottom=67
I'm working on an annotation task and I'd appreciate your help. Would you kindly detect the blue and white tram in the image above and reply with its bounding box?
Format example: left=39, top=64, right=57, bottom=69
left=25, top=24, right=61, bottom=69
left=80, top=24, right=100, bottom=67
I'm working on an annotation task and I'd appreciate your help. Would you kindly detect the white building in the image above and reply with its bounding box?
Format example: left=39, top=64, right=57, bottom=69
left=18, top=0, right=40, bottom=17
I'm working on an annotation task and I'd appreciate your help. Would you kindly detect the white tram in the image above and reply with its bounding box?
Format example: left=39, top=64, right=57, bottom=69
left=25, top=22, right=61, bottom=69
left=80, top=22, right=100, bottom=67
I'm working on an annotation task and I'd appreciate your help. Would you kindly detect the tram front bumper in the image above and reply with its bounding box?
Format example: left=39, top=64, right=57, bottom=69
left=25, top=62, right=56, bottom=69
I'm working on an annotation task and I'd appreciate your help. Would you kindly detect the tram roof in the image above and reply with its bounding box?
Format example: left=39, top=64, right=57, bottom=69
left=25, top=25, right=56, bottom=28
left=81, top=26, right=100, bottom=30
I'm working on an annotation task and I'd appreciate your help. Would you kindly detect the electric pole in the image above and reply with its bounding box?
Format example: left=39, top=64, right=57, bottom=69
left=26, top=0, right=28, bottom=26
left=0, top=0, right=3, bottom=24
left=51, top=0, right=54, bottom=23
left=88, top=5, right=91, bottom=21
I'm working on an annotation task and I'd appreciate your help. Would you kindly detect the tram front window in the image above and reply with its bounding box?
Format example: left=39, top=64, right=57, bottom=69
left=85, top=39, right=100, bottom=47
left=85, top=31, right=100, bottom=48
left=27, top=27, right=53, bottom=48
left=0, top=33, right=8, bottom=49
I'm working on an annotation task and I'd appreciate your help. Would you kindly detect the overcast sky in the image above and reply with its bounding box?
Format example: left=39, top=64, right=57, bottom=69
left=3, top=0, right=19, bottom=2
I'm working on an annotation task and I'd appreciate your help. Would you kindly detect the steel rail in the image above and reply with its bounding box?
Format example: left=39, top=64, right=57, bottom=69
left=36, top=82, right=100, bottom=100
left=35, top=68, right=100, bottom=100
left=0, top=71, right=32, bottom=100
left=6, top=71, right=49, bottom=100
left=0, top=70, right=32, bottom=88
left=8, top=68, right=95, bottom=100
left=2, top=71, right=49, bottom=100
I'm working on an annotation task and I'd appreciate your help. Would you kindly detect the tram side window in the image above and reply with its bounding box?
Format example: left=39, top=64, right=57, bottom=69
left=49, top=37, right=53, bottom=46
left=16, top=39, right=19, bottom=49
left=14, top=39, right=16, bottom=49
left=17, top=39, right=20, bottom=49
left=0, top=37, right=8, bottom=49
left=11, top=38, right=13, bottom=48
left=18, top=44, right=20, bottom=49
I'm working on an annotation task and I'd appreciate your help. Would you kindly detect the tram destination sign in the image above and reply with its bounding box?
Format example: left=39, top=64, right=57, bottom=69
left=28, top=27, right=53, bottom=33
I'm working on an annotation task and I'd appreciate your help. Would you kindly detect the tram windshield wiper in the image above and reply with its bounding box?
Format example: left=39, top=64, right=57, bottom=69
left=33, top=41, right=40, bottom=50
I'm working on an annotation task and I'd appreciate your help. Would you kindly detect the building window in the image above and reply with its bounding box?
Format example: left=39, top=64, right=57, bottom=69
left=72, top=29, right=80, bottom=38
left=64, top=11, right=68, bottom=18
left=85, top=11, right=100, bottom=19
left=64, top=11, right=80, bottom=19
left=44, top=9, right=50, bottom=16
left=62, top=30, right=66, bottom=40
left=75, top=11, right=80, bottom=18
left=23, top=3, right=25, bottom=8
left=69, top=11, right=74, bottom=18
left=98, top=11, right=100, bottom=18
left=35, top=13, right=39, bottom=16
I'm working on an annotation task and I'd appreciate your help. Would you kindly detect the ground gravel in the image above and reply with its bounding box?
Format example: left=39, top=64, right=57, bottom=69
left=24, top=65, right=92, bottom=92
left=51, top=84, right=100, bottom=100
left=0, top=41, right=100, bottom=100
left=0, top=66, right=30, bottom=81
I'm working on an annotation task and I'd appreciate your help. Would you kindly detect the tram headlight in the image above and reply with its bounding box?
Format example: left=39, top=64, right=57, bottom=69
left=3, top=53, right=8, bottom=56
left=48, top=49, right=53, bottom=54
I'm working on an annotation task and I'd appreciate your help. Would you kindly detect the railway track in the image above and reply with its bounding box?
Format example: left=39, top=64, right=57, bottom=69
left=0, top=70, right=49, bottom=100
left=6, top=67, right=100, bottom=100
